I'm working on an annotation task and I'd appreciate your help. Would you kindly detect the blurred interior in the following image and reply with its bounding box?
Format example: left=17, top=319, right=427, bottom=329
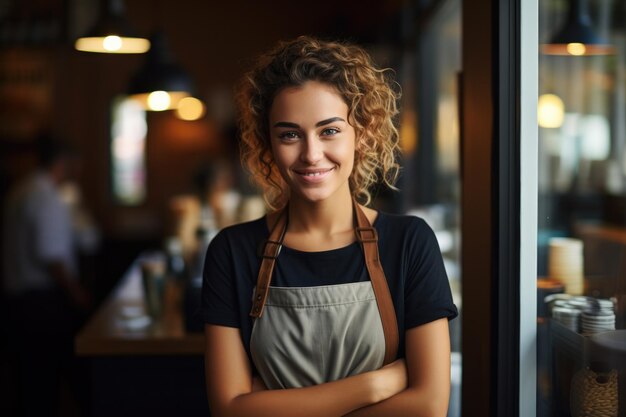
left=0, top=1, right=463, bottom=416
left=537, top=1, right=626, bottom=416
left=7, top=0, right=626, bottom=416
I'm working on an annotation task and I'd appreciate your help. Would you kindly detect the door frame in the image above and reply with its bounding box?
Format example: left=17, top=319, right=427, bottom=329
left=460, top=0, right=537, bottom=415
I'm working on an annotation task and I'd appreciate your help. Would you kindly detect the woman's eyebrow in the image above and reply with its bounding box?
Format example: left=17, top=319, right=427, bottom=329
left=315, top=117, right=345, bottom=127
left=272, top=117, right=346, bottom=129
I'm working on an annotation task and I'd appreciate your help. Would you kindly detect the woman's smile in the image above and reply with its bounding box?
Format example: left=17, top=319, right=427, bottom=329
left=293, top=167, right=336, bottom=183
left=269, top=80, right=356, bottom=204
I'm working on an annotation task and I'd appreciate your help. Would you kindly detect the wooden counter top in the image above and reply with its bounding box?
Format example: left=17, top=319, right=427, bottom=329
left=575, top=222, right=626, bottom=245
left=75, top=258, right=204, bottom=356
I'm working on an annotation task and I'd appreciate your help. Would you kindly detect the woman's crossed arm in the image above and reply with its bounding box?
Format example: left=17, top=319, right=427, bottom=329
left=343, top=318, right=451, bottom=417
left=205, top=317, right=450, bottom=417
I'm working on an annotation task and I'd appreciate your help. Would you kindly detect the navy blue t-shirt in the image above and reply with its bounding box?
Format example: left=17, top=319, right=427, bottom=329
left=201, top=211, right=458, bottom=362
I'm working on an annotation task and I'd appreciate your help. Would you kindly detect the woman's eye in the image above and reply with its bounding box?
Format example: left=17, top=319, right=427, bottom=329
left=321, top=128, right=339, bottom=136
left=278, top=131, right=300, bottom=141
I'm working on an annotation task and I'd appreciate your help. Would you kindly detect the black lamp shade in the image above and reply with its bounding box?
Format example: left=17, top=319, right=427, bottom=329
left=542, top=0, right=615, bottom=56
left=127, top=32, right=194, bottom=111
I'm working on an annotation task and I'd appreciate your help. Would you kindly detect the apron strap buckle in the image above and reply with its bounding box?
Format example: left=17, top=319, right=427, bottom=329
left=260, top=239, right=283, bottom=258
left=355, top=226, right=378, bottom=243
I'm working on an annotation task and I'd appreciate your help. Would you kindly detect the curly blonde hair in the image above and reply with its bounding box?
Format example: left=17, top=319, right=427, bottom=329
left=237, top=35, right=400, bottom=210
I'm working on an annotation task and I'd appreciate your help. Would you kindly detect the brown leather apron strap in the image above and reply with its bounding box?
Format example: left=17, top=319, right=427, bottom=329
left=353, top=200, right=399, bottom=365
left=249, top=207, right=288, bottom=318
left=249, top=200, right=399, bottom=365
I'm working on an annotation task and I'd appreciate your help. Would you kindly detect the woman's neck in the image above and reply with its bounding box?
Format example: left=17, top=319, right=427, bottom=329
left=287, top=192, right=354, bottom=238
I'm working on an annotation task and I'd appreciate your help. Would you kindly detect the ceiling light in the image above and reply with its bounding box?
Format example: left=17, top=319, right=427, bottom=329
left=538, top=94, right=565, bottom=128
left=75, top=0, right=150, bottom=54
left=176, top=97, right=205, bottom=121
left=127, top=32, right=194, bottom=111
left=541, top=0, right=614, bottom=56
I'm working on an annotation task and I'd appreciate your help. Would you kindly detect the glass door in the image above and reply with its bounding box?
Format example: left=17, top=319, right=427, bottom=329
left=536, top=1, right=626, bottom=416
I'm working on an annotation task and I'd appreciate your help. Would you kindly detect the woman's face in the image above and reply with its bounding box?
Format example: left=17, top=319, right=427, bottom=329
left=269, top=81, right=356, bottom=205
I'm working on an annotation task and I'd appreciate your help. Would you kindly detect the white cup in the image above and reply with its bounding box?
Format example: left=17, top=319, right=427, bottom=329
left=548, top=238, right=584, bottom=295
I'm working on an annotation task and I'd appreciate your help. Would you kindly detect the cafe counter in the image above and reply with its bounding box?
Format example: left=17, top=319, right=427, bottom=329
left=75, top=256, right=209, bottom=417
left=76, top=257, right=204, bottom=355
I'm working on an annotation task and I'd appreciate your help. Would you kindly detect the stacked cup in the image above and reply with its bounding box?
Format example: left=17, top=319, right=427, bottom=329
left=581, top=299, right=616, bottom=334
left=552, top=305, right=582, bottom=332
left=548, top=237, right=584, bottom=295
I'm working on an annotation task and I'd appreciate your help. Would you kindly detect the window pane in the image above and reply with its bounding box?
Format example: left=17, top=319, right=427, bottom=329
left=110, top=96, right=147, bottom=205
left=537, top=1, right=626, bottom=415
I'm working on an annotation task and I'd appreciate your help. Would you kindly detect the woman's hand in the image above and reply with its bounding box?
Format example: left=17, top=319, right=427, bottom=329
left=248, top=360, right=407, bottom=406
left=249, top=360, right=406, bottom=402
left=205, top=324, right=396, bottom=417
left=206, top=321, right=450, bottom=417
left=343, top=319, right=452, bottom=417
left=368, top=359, right=408, bottom=403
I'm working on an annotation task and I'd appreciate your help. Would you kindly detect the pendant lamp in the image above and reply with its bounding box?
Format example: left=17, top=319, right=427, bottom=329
left=127, top=31, right=194, bottom=111
left=75, top=0, right=150, bottom=54
left=541, top=0, right=614, bottom=56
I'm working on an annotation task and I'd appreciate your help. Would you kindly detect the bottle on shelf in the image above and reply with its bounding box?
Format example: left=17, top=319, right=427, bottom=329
left=183, top=204, right=216, bottom=332
left=164, top=236, right=186, bottom=282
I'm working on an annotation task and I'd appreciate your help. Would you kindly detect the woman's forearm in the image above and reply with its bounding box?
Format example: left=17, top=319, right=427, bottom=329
left=213, top=367, right=399, bottom=417
left=344, top=319, right=452, bottom=417
left=342, top=386, right=448, bottom=417
left=205, top=325, right=408, bottom=417
left=225, top=373, right=371, bottom=417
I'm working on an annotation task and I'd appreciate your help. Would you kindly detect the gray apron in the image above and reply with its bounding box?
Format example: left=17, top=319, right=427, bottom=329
left=250, top=281, right=385, bottom=389
left=248, top=201, right=399, bottom=390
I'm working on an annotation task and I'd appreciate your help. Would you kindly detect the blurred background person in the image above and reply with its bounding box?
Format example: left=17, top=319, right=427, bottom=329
left=2, top=132, right=99, bottom=417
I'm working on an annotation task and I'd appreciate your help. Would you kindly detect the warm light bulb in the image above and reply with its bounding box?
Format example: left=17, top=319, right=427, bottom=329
left=147, top=91, right=171, bottom=111
left=75, top=37, right=150, bottom=53
left=103, top=35, right=122, bottom=51
left=176, top=97, right=205, bottom=121
left=538, top=94, right=565, bottom=128
left=566, top=43, right=586, bottom=56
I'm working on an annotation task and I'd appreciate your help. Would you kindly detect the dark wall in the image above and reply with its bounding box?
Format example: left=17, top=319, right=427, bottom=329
left=1, top=0, right=404, bottom=241
left=0, top=0, right=407, bottom=309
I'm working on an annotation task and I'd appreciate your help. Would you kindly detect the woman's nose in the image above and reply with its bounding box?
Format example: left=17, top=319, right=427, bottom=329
left=300, top=136, right=323, bottom=164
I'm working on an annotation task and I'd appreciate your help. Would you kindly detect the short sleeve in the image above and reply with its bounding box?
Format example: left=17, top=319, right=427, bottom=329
left=404, top=219, right=458, bottom=329
left=201, top=230, right=240, bottom=328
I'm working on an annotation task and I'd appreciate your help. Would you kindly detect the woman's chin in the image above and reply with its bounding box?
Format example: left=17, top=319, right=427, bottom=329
left=289, top=187, right=351, bottom=206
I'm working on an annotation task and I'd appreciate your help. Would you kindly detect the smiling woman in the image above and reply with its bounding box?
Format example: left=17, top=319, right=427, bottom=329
left=269, top=81, right=356, bottom=205
left=202, top=36, right=458, bottom=417
left=237, top=36, right=401, bottom=211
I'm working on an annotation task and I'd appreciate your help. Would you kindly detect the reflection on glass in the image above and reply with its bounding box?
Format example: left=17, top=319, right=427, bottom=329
left=111, top=96, right=147, bottom=205
left=567, top=43, right=587, bottom=56
left=537, top=1, right=626, bottom=416
left=538, top=93, right=565, bottom=128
